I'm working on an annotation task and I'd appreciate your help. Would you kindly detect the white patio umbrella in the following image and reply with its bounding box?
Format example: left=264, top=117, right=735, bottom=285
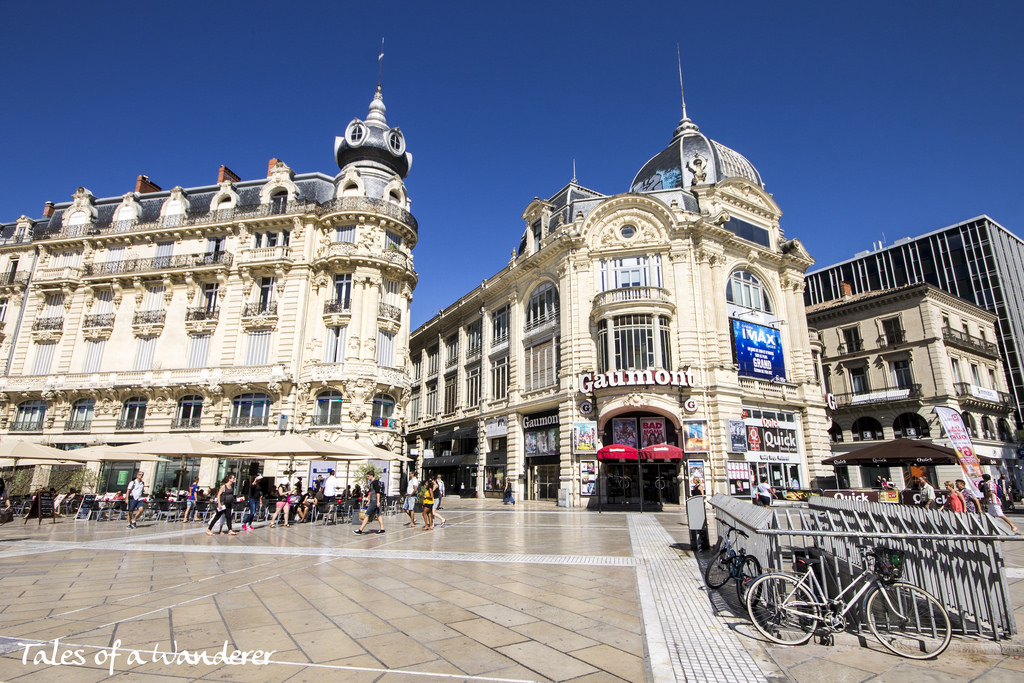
left=71, top=445, right=173, bottom=463
left=101, top=436, right=223, bottom=490
left=206, top=433, right=365, bottom=485
left=0, top=439, right=89, bottom=465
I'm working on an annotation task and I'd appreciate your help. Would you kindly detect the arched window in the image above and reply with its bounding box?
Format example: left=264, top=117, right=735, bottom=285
left=270, top=190, right=288, bottom=215
left=372, top=393, right=395, bottom=427
left=998, top=418, right=1013, bottom=442
left=596, top=315, right=672, bottom=372
left=893, top=412, right=929, bottom=439
left=851, top=416, right=884, bottom=442
left=175, top=395, right=203, bottom=430
left=726, top=270, right=773, bottom=313
left=525, top=283, right=559, bottom=332
left=828, top=422, right=844, bottom=444
left=982, top=416, right=995, bottom=440
left=12, top=400, right=46, bottom=431
left=66, top=398, right=95, bottom=432
left=119, top=397, right=148, bottom=430
left=230, top=393, right=271, bottom=427
left=314, top=391, right=344, bottom=426
left=962, top=412, right=978, bottom=438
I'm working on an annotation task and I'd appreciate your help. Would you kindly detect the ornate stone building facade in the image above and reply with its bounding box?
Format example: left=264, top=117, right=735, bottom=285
left=807, top=283, right=1019, bottom=491
left=0, top=87, right=416, bottom=492
left=407, top=106, right=832, bottom=506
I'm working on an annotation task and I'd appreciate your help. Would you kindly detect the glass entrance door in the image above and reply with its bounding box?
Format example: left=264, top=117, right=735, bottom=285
left=535, top=464, right=559, bottom=500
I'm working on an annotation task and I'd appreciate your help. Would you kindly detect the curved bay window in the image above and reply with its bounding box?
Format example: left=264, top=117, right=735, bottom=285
left=12, top=400, right=46, bottom=431
left=851, top=416, right=884, bottom=442
left=313, top=391, right=344, bottom=426
left=372, top=393, right=396, bottom=428
left=230, top=393, right=271, bottom=428
left=174, top=395, right=203, bottom=430
left=118, top=397, right=148, bottom=430
left=726, top=270, right=773, bottom=313
left=596, top=315, right=671, bottom=373
left=893, top=412, right=929, bottom=439
left=65, top=398, right=95, bottom=432
left=525, top=283, right=559, bottom=332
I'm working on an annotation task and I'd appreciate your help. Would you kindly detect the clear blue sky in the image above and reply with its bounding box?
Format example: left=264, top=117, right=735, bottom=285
left=3, top=1, right=1022, bottom=328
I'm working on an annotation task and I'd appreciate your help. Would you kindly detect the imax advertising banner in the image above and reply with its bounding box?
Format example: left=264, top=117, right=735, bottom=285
left=732, top=319, right=786, bottom=381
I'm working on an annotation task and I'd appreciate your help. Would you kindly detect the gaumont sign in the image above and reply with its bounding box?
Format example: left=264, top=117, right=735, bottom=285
left=578, top=368, right=697, bottom=393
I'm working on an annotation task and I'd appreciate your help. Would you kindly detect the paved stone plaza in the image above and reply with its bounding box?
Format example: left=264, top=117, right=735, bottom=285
left=0, top=499, right=1021, bottom=682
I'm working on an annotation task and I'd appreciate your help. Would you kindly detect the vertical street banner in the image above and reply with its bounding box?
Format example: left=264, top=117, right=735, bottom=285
left=932, top=406, right=984, bottom=494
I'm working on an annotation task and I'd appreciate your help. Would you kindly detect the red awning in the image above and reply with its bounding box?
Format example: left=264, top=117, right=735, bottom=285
left=640, top=444, right=684, bottom=461
left=597, top=444, right=639, bottom=461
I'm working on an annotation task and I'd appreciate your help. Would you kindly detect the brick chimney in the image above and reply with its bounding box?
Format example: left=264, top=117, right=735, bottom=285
left=839, top=281, right=853, bottom=298
left=267, top=158, right=281, bottom=176
left=136, top=175, right=162, bottom=194
left=218, top=165, right=240, bottom=184
left=43, top=201, right=54, bottom=217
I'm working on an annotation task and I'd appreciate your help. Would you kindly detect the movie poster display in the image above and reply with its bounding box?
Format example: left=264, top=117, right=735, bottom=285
left=729, top=420, right=748, bottom=453
left=573, top=422, right=598, bottom=454
left=640, top=418, right=667, bottom=448
left=683, top=421, right=709, bottom=453
left=580, top=460, right=597, bottom=496
left=611, top=418, right=638, bottom=448
left=732, top=319, right=786, bottom=381
left=687, top=460, right=706, bottom=496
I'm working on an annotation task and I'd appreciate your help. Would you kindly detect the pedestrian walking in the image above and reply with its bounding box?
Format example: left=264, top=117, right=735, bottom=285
left=205, top=474, right=238, bottom=536
left=241, top=474, right=263, bottom=531
left=955, top=479, right=982, bottom=515
left=981, top=473, right=1018, bottom=533
left=503, top=476, right=514, bottom=505
left=404, top=471, right=419, bottom=527
left=998, top=474, right=1015, bottom=511
left=420, top=476, right=435, bottom=529
left=355, top=471, right=386, bottom=534
left=183, top=478, right=199, bottom=523
left=754, top=478, right=774, bottom=507
left=270, top=483, right=291, bottom=527
left=943, top=481, right=965, bottom=513
left=435, top=474, right=445, bottom=510
left=323, top=469, right=340, bottom=500
left=126, top=471, right=146, bottom=528
left=916, top=476, right=936, bottom=509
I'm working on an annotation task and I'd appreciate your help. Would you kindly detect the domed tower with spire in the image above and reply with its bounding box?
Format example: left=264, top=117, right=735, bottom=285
left=314, top=84, right=418, bottom=455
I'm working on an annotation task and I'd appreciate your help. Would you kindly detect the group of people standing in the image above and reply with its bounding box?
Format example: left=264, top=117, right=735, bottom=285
left=921, top=473, right=1019, bottom=533
left=396, top=471, right=447, bottom=531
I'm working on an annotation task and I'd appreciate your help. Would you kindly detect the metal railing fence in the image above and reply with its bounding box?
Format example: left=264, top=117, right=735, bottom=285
left=708, top=493, right=1018, bottom=641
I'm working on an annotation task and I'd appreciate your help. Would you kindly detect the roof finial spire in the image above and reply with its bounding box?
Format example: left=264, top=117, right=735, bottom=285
left=677, top=43, right=687, bottom=121
left=572, top=159, right=577, bottom=184
left=672, top=44, right=699, bottom=141
left=376, top=37, right=385, bottom=91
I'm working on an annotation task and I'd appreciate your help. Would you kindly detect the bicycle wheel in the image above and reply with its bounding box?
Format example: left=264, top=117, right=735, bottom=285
left=704, top=547, right=732, bottom=589
left=866, top=582, right=951, bottom=659
left=735, top=555, right=762, bottom=604
left=746, top=573, right=818, bottom=645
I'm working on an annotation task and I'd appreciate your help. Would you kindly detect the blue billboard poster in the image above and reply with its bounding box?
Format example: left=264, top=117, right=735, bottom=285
left=732, top=319, right=786, bottom=380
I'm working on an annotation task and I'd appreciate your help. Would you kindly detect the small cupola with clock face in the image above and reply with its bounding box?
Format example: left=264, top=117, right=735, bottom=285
left=334, top=86, right=412, bottom=180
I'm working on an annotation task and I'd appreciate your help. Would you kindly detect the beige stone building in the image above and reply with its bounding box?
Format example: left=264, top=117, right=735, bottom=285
left=807, top=283, right=1018, bottom=490
left=0, top=87, right=417, bottom=494
left=407, top=106, right=832, bottom=506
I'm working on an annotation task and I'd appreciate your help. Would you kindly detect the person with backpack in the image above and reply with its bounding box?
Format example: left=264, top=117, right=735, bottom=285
left=354, top=471, right=386, bottom=535
left=205, top=474, right=238, bottom=536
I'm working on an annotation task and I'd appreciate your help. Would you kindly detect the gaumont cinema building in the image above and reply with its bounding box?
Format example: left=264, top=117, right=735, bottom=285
left=407, top=103, right=832, bottom=507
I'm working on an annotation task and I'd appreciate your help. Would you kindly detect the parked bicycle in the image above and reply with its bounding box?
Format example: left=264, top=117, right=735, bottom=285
left=745, top=545, right=951, bottom=659
left=704, top=526, right=762, bottom=603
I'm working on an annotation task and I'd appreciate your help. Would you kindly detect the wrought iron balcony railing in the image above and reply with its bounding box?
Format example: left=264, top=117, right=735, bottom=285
left=171, top=417, right=202, bottom=430
left=953, top=382, right=1014, bottom=405
left=0, top=271, right=30, bottom=286
left=83, top=251, right=233, bottom=277
left=226, top=415, right=270, bottom=428
left=837, top=340, right=864, bottom=354
left=64, top=419, right=92, bottom=432
left=83, top=313, right=115, bottom=328
left=32, top=316, right=64, bottom=331
left=133, top=310, right=166, bottom=325
left=833, top=384, right=922, bottom=407
left=10, top=420, right=44, bottom=432
left=242, top=302, right=278, bottom=318
left=310, top=414, right=343, bottom=426
left=185, top=306, right=220, bottom=321
left=324, top=300, right=351, bottom=314
left=879, top=330, right=906, bottom=347
left=943, top=327, right=1000, bottom=357
left=116, top=418, right=146, bottom=430
left=378, top=302, right=401, bottom=322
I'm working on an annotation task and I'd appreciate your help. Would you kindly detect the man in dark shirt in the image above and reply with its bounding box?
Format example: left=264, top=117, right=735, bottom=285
left=354, top=471, right=386, bottom=535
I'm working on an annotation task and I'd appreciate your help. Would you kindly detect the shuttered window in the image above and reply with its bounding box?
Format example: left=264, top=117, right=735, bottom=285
left=246, top=330, right=271, bottom=365
left=134, top=336, right=157, bottom=371
left=145, top=284, right=164, bottom=310
left=83, top=339, right=105, bottom=373
left=94, top=289, right=113, bottom=315
left=377, top=330, right=395, bottom=367
left=187, top=334, right=210, bottom=369
left=324, top=326, right=347, bottom=362
left=31, top=342, right=56, bottom=375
